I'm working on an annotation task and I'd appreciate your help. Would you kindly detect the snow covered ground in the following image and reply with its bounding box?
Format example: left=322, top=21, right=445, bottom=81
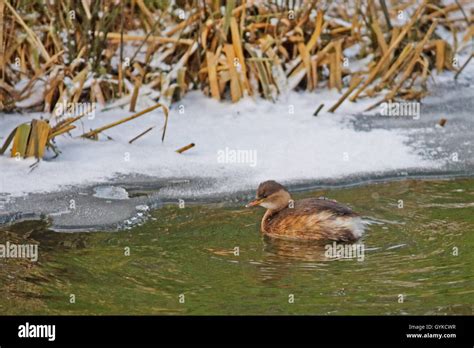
left=1, top=71, right=473, bottom=201
left=0, top=90, right=436, bottom=196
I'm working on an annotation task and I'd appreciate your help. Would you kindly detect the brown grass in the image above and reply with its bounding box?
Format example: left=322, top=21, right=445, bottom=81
left=0, top=0, right=472, bottom=158
left=0, top=0, right=471, bottom=114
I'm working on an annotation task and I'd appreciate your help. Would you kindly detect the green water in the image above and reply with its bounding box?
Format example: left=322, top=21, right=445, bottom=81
left=1, top=179, right=473, bottom=315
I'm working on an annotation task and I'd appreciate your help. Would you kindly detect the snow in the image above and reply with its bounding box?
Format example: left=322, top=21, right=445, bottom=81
left=13, top=79, right=46, bottom=109
left=0, top=88, right=443, bottom=198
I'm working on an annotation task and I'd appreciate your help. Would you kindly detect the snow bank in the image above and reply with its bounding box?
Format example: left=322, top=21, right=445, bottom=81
left=0, top=88, right=444, bottom=198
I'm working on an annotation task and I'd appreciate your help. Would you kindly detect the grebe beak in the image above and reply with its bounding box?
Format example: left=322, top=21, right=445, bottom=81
left=245, top=198, right=264, bottom=208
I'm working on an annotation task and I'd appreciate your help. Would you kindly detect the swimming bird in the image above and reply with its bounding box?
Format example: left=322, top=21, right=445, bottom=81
left=246, top=180, right=365, bottom=242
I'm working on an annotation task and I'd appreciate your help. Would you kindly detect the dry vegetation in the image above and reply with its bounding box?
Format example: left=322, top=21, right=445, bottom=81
left=0, top=0, right=472, bottom=158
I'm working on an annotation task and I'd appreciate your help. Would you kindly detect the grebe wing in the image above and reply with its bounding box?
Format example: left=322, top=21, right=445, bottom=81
left=295, top=198, right=356, bottom=216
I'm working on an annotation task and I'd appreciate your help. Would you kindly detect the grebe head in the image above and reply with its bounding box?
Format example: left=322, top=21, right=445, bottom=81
left=246, top=180, right=292, bottom=211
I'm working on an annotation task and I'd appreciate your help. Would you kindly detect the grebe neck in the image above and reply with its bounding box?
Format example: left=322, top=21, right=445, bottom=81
left=261, top=209, right=277, bottom=233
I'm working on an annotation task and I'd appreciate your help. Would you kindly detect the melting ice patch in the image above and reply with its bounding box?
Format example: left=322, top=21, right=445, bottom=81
left=93, top=186, right=129, bottom=200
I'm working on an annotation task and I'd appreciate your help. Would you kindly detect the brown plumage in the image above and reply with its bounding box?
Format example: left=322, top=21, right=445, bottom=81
left=246, top=180, right=365, bottom=242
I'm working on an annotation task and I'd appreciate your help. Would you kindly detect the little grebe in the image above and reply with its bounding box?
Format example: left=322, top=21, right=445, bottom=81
left=246, top=180, right=365, bottom=242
